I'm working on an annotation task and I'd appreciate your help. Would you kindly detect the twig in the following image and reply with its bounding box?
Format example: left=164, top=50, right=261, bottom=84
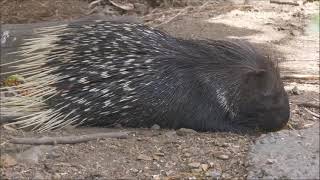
left=270, top=0, right=300, bottom=6
left=281, top=74, right=320, bottom=81
left=10, top=132, right=129, bottom=145
left=297, top=102, right=320, bottom=109
left=304, top=108, right=320, bottom=118
left=154, top=6, right=190, bottom=27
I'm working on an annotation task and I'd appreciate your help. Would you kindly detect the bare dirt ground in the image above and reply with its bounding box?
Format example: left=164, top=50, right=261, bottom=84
left=1, top=0, right=319, bottom=179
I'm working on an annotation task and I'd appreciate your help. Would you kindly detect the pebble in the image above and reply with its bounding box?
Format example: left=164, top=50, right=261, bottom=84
left=222, top=173, right=232, bottom=179
left=216, top=154, right=230, bottom=160
left=176, top=128, right=197, bottom=136
left=152, top=174, right=161, bottom=180
left=137, top=154, right=153, bottom=161
left=292, top=86, right=302, bottom=95
left=152, top=155, right=160, bottom=161
left=130, top=168, right=139, bottom=173
left=266, top=158, right=277, bottom=164
left=188, top=162, right=201, bottom=168
left=151, top=124, right=160, bottom=130
left=154, top=152, right=165, bottom=156
left=200, top=164, right=209, bottom=171
left=191, top=168, right=202, bottom=173
left=205, top=170, right=221, bottom=178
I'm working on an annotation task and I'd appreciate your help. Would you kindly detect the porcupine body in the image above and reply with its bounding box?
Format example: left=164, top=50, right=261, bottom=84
left=1, top=20, right=290, bottom=132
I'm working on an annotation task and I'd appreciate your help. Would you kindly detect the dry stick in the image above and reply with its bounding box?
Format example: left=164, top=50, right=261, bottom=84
left=154, top=6, right=190, bottom=27
left=281, top=74, right=320, bottom=81
left=10, top=132, right=130, bottom=145
left=297, top=102, right=320, bottom=109
left=270, top=0, right=299, bottom=6
left=304, top=108, right=320, bottom=118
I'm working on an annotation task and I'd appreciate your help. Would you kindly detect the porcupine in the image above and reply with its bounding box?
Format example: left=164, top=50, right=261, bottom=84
left=1, top=20, right=290, bottom=133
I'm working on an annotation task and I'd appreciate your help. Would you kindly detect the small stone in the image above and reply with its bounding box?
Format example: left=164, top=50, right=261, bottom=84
left=0, top=154, right=17, bottom=167
left=151, top=124, right=160, bottom=130
left=189, top=176, right=197, bottom=180
left=216, top=154, right=229, bottom=160
left=205, top=170, right=221, bottom=178
left=165, top=170, right=174, bottom=176
left=191, top=168, right=202, bottom=173
left=222, top=173, right=232, bottom=179
left=152, top=174, right=161, bottom=180
left=130, top=168, right=139, bottom=173
left=183, top=152, right=192, bottom=157
left=292, top=86, right=301, bottom=95
left=164, top=131, right=176, bottom=137
left=52, top=173, right=61, bottom=180
left=200, top=164, right=209, bottom=171
left=154, top=152, right=165, bottom=156
left=176, top=128, right=197, bottom=136
left=137, top=154, right=153, bottom=161
left=152, top=155, right=160, bottom=161
left=208, top=162, right=214, bottom=168
left=188, top=162, right=201, bottom=168
left=266, top=158, right=277, bottom=164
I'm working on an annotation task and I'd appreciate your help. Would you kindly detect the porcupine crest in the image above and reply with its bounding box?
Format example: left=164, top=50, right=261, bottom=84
left=1, top=20, right=289, bottom=132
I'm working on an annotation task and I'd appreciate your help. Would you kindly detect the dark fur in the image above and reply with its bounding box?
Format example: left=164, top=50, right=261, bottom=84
left=34, top=21, right=289, bottom=132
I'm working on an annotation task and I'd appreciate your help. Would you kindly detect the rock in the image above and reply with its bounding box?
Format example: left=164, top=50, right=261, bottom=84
left=151, top=124, right=160, bottom=130
left=222, top=173, right=232, bottom=179
left=176, top=128, right=197, bottom=136
left=165, top=170, right=174, bottom=176
left=0, top=154, right=17, bottom=168
left=191, top=168, right=202, bottom=173
left=152, top=174, right=161, bottom=180
left=130, top=168, right=139, bottom=173
left=208, top=162, right=214, bottom=168
left=292, top=86, right=301, bottom=95
left=152, top=155, right=160, bottom=161
left=137, top=154, right=153, bottom=161
left=154, top=152, right=165, bottom=156
left=200, top=164, right=209, bottom=171
left=188, top=162, right=201, bottom=168
left=266, top=159, right=277, bottom=164
left=216, top=154, right=230, bottom=160
left=52, top=173, right=61, bottom=180
left=164, top=131, right=177, bottom=137
left=183, top=152, right=192, bottom=157
left=205, top=170, right=222, bottom=178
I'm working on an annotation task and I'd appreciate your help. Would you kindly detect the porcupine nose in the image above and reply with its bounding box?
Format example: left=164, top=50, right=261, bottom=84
left=259, top=104, right=290, bottom=132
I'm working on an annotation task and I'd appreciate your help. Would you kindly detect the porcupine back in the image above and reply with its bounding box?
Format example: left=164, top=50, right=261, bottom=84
left=1, top=20, right=290, bottom=132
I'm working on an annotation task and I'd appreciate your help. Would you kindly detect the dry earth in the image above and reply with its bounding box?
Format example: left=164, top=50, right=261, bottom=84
left=1, top=0, right=319, bottom=179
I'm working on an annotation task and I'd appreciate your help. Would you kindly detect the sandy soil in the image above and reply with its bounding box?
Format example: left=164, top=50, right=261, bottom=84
left=1, top=0, right=319, bottom=179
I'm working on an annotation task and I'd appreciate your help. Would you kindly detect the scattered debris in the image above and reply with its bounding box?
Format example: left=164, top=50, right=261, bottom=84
left=9, top=132, right=129, bottom=145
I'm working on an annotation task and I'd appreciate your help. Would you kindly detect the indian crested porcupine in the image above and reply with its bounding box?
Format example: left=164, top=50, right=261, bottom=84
left=1, top=20, right=290, bottom=133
